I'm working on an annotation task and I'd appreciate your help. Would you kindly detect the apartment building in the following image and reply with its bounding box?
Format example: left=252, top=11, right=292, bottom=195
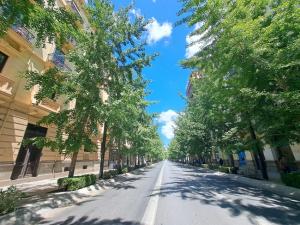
left=186, top=71, right=203, bottom=98
left=0, top=0, right=109, bottom=183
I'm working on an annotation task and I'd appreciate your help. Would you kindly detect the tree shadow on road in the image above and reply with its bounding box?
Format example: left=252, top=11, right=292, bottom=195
left=0, top=191, right=100, bottom=225
left=151, top=163, right=300, bottom=225
left=46, top=216, right=142, bottom=225
left=100, top=176, right=146, bottom=190
left=0, top=170, right=150, bottom=225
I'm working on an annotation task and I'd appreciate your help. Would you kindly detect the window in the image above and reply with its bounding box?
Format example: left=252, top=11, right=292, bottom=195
left=0, top=52, right=8, bottom=72
left=50, top=92, right=56, bottom=100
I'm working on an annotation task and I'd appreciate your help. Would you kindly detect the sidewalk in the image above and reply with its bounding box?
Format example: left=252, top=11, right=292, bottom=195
left=223, top=172, right=300, bottom=201
left=0, top=177, right=110, bottom=225
left=0, top=170, right=102, bottom=196
left=0, top=167, right=151, bottom=225
left=195, top=166, right=300, bottom=201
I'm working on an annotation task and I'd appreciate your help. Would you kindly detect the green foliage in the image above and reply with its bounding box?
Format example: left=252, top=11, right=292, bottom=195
left=172, top=0, right=300, bottom=168
left=122, top=167, right=128, bottom=174
left=124, top=111, right=165, bottom=164
left=0, top=186, right=25, bottom=215
left=201, top=164, right=236, bottom=174
left=208, top=164, right=219, bottom=170
left=201, top=164, right=209, bottom=169
left=281, top=173, right=300, bottom=189
left=0, top=0, right=78, bottom=47
left=102, top=171, right=112, bottom=180
left=218, top=166, right=231, bottom=174
left=128, top=166, right=135, bottom=172
left=23, top=0, right=164, bottom=178
left=102, top=170, right=119, bottom=179
left=57, top=174, right=96, bottom=191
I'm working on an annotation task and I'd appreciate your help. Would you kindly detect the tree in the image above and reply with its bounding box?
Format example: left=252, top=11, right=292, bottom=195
left=177, top=0, right=300, bottom=179
left=0, top=0, right=78, bottom=46
left=24, top=0, right=157, bottom=178
left=128, top=115, right=164, bottom=165
left=106, top=78, right=150, bottom=171
left=86, top=0, right=156, bottom=177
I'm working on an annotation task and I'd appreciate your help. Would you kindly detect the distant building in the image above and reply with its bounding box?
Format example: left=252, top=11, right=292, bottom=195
left=186, top=71, right=203, bottom=98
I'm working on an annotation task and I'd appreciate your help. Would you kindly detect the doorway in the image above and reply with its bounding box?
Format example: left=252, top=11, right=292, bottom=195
left=11, top=123, right=48, bottom=180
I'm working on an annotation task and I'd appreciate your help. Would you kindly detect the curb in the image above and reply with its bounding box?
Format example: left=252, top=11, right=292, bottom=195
left=0, top=181, right=108, bottom=225
left=184, top=164, right=300, bottom=201
left=209, top=169, right=300, bottom=200
left=0, top=174, right=133, bottom=225
left=224, top=173, right=300, bottom=201
left=0, top=164, right=155, bottom=225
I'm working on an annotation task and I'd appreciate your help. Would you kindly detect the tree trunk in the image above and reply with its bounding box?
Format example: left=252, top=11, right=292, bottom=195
left=249, top=122, right=268, bottom=180
left=273, top=136, right=297, bottom=171
left=228, top=153, right=235, bottom=167
left=117, top=139, right=122, bottom=173
left=68, top=151, right=79, bottom=178
left=117, top=141, right=121, bottom=167
left=251, top=151, right=261, bottom=170
left=99, top=122, right=108, bottom=178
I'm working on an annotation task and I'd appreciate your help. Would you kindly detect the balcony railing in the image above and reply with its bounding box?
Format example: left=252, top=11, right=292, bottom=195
left=67, top=37, right=77, bottom=46
left=31, top=85, right=61, bottom=112
left=0, top=74, right=15, bottom=96
left=62, top=37, right=77, bottom=52
left=48, top=50, right=72, bottom=72
left=12, top=25, right=35, bottom=44
left=68, top=0, right=83, bottom=22
left=40, top=98, right=60, bottom=112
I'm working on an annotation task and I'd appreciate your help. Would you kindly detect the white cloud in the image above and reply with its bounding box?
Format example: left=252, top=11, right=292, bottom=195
left=157, top=110, right=179, bottom=140
left=185, top=23, right=213, bottom=58
left=152, top=0, right=156, bottom=2
left=146, top=18, right=172, bottom=44
left=130, top=8, right=142, bottom=18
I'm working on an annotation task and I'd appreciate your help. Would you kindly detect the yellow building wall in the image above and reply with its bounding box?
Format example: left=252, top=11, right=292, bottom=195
left=0, top=0, right=102, bottom=181
left=291, top=144, right=300, bottom=162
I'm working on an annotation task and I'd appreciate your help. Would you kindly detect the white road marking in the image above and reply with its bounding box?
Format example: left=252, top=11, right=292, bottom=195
left=141, top=162, right=165, bottom=225
left=253, top=216, right=275, bottom=225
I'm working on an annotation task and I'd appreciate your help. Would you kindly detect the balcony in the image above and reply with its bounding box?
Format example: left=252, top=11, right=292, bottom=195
left=62, top=37, right=77, bottom=53
left=40, top=98, right=60, bottom=113
left=48, top=50, right=72, bottom=72
left=67, top=0, right=92, bottom=30
left=0, top=74, right=15, bottom=96
left=31, top=85, right=61, bottom=113
left=67, top=0, right=83, bottom=22
left=83, top=152, right=90, bottom=161
left=67, top=37, right=77, bottom=46
left=76, top=0, right=85, bottom=5
left=11, top=25, right=35, bottom=44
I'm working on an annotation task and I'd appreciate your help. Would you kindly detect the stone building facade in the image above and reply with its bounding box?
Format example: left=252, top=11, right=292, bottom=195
left=0, top=0, right=108, bottom=183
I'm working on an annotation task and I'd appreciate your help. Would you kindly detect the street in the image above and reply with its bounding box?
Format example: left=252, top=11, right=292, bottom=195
left=1, top=1, right=299, bottom=224
left=38, top=161, right=299, bottom=225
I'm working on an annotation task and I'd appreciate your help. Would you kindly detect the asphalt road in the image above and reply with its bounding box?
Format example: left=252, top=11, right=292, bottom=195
left=42, top=161, right=300, bottom=225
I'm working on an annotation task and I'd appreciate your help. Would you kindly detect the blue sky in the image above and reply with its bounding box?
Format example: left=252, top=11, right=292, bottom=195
left=112, top=0, right=195, bottom=146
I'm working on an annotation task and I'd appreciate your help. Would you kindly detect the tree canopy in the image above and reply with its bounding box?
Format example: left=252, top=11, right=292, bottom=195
left=170, top=0, right=300, bottom=178
left=23, top=0, right=164, bottom=177
left=0, top=0, right=79, bottom=46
